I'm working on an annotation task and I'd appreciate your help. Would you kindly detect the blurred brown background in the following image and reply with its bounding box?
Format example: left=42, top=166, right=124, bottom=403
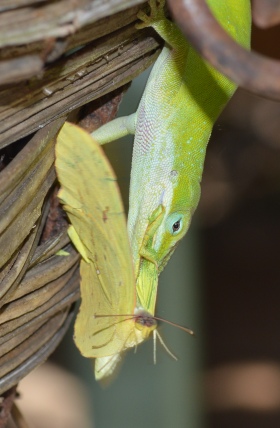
left=201, top=21, right=280, bottom=428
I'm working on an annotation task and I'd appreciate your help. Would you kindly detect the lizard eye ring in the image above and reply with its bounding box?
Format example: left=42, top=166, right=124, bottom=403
left=166, top=213, right=183, bottom=235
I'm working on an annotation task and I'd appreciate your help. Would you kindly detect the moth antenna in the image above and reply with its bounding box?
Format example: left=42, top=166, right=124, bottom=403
left=94, top=314, right=135, bottom=319
left=91, top=314, right=136, bottom=337
left=94, top=314, right=136, bottom=324
left=94, top=313, right=194, bottom=335
left=153, top=316, right=195, bottom=336
left=155, top=330, right=178, bottom=361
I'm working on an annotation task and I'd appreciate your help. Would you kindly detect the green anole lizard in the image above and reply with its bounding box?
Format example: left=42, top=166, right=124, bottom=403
left=92, top=0, right=251, bottom=315
left=56, top=1, right=251, bottom=379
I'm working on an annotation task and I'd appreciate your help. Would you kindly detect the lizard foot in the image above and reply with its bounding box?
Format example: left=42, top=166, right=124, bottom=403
left=136, top=0, right=166, bottom=30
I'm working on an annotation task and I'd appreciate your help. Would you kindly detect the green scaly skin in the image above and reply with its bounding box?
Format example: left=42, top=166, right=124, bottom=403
left=92, top=0, right=251, bottom=314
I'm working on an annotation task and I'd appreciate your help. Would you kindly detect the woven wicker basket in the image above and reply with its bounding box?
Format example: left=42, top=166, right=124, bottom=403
left=0, top=118, right=80, bottom=395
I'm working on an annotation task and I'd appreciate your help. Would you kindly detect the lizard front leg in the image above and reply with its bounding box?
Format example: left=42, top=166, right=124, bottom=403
left=91, top=113, right=136, bottom=145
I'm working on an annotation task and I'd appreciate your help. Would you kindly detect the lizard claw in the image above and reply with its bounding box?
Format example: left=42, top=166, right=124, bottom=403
left=136, top=0, right=166, bottom=30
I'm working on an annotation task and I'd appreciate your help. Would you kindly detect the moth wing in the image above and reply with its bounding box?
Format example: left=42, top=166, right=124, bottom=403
left=55, top=122, right=136, bottom=357
left=95, top=354, right=122, bottom=381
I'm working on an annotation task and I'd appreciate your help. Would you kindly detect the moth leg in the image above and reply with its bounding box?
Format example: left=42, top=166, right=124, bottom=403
left=91, top=113, right=137, bottom=145
left=68, top=225, right=90, bottom=263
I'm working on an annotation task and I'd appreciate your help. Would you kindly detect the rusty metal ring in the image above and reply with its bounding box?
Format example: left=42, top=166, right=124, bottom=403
left=167, top=0, right=280, bottom=101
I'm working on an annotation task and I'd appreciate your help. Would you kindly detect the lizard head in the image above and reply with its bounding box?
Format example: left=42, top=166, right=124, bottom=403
left=133, top=181, right=199, bottom=314
left=133, top=173, right=201, bottom=300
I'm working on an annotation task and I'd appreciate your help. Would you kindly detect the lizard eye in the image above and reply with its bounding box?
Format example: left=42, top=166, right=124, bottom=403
left=172, top=220, right=181, bottom=233
left=166, top=213, right=183, bottom=235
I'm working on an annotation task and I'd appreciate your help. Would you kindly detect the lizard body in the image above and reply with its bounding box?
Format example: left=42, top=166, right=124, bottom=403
left=57, top=1, right=251, bottom=379
left=92, top=0, right=251, bottom=314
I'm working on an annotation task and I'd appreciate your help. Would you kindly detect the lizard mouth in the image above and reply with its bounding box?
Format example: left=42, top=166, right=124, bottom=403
left=135, top=258, right=159, bottom=316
